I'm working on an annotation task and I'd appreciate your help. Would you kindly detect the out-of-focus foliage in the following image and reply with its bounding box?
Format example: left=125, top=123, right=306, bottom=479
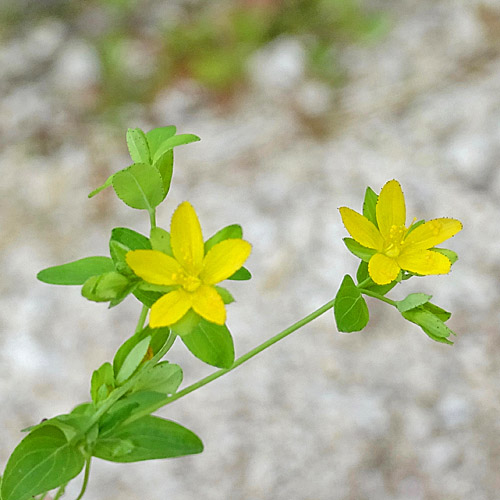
left=0, top=0, right=386, bottom=111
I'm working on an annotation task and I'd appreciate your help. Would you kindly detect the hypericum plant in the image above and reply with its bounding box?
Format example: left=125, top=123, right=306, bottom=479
left=0, top=126, right=462, bottom=500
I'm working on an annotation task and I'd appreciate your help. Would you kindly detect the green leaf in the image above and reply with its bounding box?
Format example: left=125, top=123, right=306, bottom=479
left=109, top=227, right=151, bottom=274
left=112, top=163, right=165, bottom=210
left=113, top=326, right=170, bottom=379
left=170, top=309, right=202, bottom=337
left=131, top=361, right=182, bottom=395
left=152, top=134, right=201, bottom=163
left=401, top=307, right=455, bottom=343
left=226, top=266, right=252, bottom=281
left=343, top=238, right=377, bottom=262
left=1, top=426, right=85, bottom=500
left=111, top=227, right=151, bottom=252
left=362, top=187, right=378, bottom=227
left=396, top=293, right=432, bottom=313
left=93, top=415, right=203, bottom=463
left=204, top=224, right=243, bottom=253
left=181, top=319, right=235, bottom=368
left=431, top=247, right=458, bottom=265
left=334, top=274, right=369, bottom=333
left=422, top=302, right=451, bottom=322
left=37, top=256, right=115, bottom=285
left=81, top=272, right=131, bottom=303
left=154, top=150, right=174, bottom=196
left=22, top=414, right=92, bottom=442
left=99, top=401, right=139, bottom=436
left=126, top=128, right=151, bottom=165
left=133, top=289, right=162, bottom=308
left=146, top=126, right=177, bottom=157
left=91, top=362, right=115, bottom=406
left=88, top=173, right=114, bottom=198
left=214, top=286, right=235, bottom=304
left=99, top=391, right=170, bottom=437
left=115, top=336, right=151, bottom=385
left=150, top=227, right=173, bottom=256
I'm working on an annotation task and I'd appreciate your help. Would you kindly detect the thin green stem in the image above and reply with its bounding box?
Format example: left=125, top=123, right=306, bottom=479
left=149, top=209, right=157, bottom=230
left=53, top=483, right=67, bottom=500
left=124, top=298, right=337, bottom=424
left=135, top=305, right=149, bottom=334
left=74, top=458, right=91, bottom=500
left=359, top=288, right=397, bottom=306
left=356, top=277, right=372, bottom=289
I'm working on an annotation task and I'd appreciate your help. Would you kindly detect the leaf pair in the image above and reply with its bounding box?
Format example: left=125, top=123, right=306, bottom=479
left=88, top=126, right=200, bottom=211
left=1, top=416, right=203, bottom=500
left=397, top=295, right=455, bottom=344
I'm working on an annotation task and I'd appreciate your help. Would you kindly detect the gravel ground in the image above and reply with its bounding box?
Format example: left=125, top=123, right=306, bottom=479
left=1, top=1, right=500, bottom=499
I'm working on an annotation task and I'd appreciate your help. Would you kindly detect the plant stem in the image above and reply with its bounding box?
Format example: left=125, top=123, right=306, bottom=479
left=359, top=288, right=397, bottom=306
left=123, top=298, right=337, bottom=424
left=135, top=305, right=149, bottom=333
left=53, top=483, right=67, bottom=500
left=356, top=277, right=372, bottom=289
left=149, top=209, right=157, bottom=230
left=74, top=458, right=91, bottom=500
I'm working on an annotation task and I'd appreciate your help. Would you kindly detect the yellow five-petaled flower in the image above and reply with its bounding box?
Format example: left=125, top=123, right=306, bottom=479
left=339, top=180, right=462, bottom=285
left=126, top=201, right=251, bottom=327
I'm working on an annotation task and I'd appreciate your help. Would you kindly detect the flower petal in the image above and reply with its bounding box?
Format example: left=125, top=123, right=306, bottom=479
left=398, top=249, right=451, bottom=276
left=170, top=201, right=205, bottom=275
left=403, top=218, right=462, bottom=251
left=150, top=289, right=192, bottom=327
left=376, top=180, right=406, bottom=239
left=200, top=239, right=252, bottom=285
left=339, top=207, right=384, bottom=250
left=126, top=250, right=183, bottom=285
left=191, top=285, right=226, bottom=325
left=368, top=253, right=401, bottom=285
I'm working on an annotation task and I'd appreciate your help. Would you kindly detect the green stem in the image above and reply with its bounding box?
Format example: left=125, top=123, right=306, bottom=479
left=53, top=483, right=67, bottom=500
left=359, top=288, right=397, bottom=306
left=149, top=209, right=157, bottom=230
left=74, top=458, right=91, bottom=500
left=123, top=298, right=337, bottom=424
left=135, top=305, right=149, bottom=334
left=356, top=277, right=372, bottom=289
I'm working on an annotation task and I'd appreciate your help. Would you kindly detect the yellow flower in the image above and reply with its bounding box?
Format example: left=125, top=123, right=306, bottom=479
left=126, top=201, right=251, bottom=327
left=339, top=180, right=462, bottom=285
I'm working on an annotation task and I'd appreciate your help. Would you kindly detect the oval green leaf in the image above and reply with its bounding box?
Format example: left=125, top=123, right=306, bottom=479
left=146, top=126, right=177, bottom=156
left=115, top=336, right=151, bottom=385
left=334, top=274, right=369, bottom=333
left=112, top=163, right=165, bottom=210
left=181, top=319, right=235, bottom=368
left=37, top=256, right=115, bottom=285
left=1, top=426, right=85, bottom=500
left=126, top=128, right=151, bottom=165
left=152, top=134, right=201, bottom=163
left=132, top=361, right=183, bottom=395
left=396, top=293, right=432, bottom=313
left=93, top=415, right=203, bottom=463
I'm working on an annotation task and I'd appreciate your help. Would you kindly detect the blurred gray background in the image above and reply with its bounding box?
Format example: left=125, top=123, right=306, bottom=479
left=1, top=0, right=499, bottom=499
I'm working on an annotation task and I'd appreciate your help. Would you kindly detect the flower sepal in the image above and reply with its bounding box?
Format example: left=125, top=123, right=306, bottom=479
left=343, top=238, right=376, bottom=262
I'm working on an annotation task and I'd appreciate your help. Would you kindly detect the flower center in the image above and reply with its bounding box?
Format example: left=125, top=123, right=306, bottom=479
left=383, top=224, right=407, bottom=258
left=173, top=271, right=202, bottom=292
